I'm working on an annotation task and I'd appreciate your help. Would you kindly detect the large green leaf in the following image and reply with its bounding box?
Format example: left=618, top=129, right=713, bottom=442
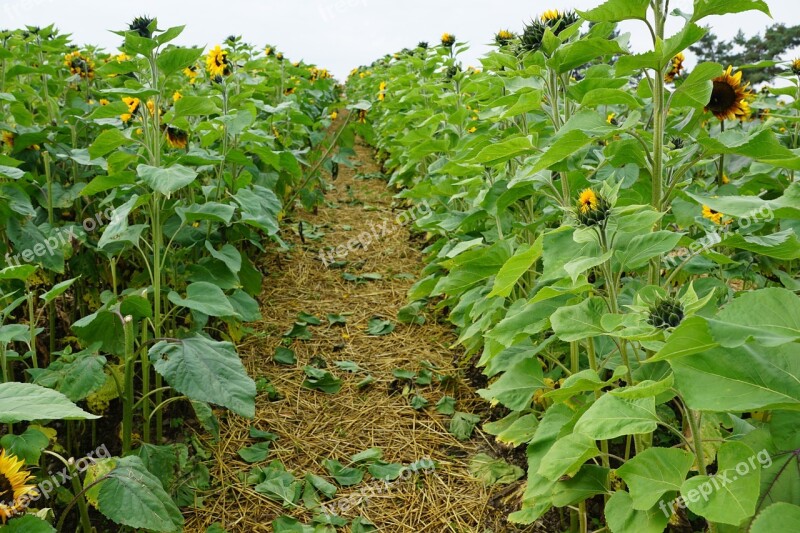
left=750, top=502, right=800, bottom=533
left=689, top=0, right=771, bottom=23
left=488, top=237, right=543, bottom=298
left=28, top=350, right=107, bottom=402
left=0, top=515, right=55, bottom=532
left=137, top=164, right=198, bottom=196
left=470, top=135, right=535, bottom=165
left=671, top=343, right=799, bottom=412
left=707, top=288, right=800, bottom=348
left=574, top=394, right=659, bottom=439
left=671, top=62, right=722, bottom=108
left=167, top=282, right=239, bottom=318
left=605, top=491, right=670, bottom=533
left=551, top=297, right=605, bottom=342
left=0, top=426, right=50, bottom=465
left=577, top=0, right=649, bottom=22
left=0, top=382, right=99, bottom=423
left=477, top=358, right=544, bottom=411
left=538, top=433, right=599, bottom=481
left=616, top=447, right=694, bottom=510
left=149, top=335, right=256, bottom=418
left=680, top=441, right=761, bottom=525
left=96, top=456, right=184, bottom=532
left=615, top=231, right=682, bottom=270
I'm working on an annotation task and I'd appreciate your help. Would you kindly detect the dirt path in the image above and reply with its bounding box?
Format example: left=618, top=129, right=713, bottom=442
left=185, top=139, right=506, bottom=532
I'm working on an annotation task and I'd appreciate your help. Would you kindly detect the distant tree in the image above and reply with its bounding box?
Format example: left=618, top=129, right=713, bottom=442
left=690, top=24, right=800, bottom=84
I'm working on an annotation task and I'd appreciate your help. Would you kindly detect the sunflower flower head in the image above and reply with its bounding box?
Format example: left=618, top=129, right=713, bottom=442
left=648, top=298, right=684, bottom=330
left=702, top=205, right=724, bottom=225
left=606, top=112, right=617, bottom=126
left=665, top=52, right=685, bottom=83
left=120, top=96, right=140, bottom=123
left=206, top=45, right=232, bottom=79
left=358, top=109, right=368, bottom=124
left=495, top=29, right=515, bottom=46
left=705, top=66, right=753, bottom=121
left=164, top=126, right=188, bottom=149
left=265, top=46, right=274, bottom=57
left=791, top=58, right=800, bottom=76
left=129, top=16, right=155, bottom=38
left=63, top=50, right=95, bottom=79
left=172, top=91, right=183, bottom=103
left=520, top=11, right=578, bottom=53
left=576, top=188, right=611, bottom=226
left=378, top=80, right=387, bottom=101
left=183, top=65, right=198, bottom=84
left=0, top=449, right=38, bottom=524
left=441, top=33, right=456, bottom=48
left=418, top=41, right=429, bottom=49
left=1, top=131, right=14, bottom=149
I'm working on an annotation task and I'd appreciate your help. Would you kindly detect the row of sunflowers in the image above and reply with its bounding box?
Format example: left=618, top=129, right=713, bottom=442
left=347, top=1, right=799, bottom=532
left=0, top=17, right=352, bottom=531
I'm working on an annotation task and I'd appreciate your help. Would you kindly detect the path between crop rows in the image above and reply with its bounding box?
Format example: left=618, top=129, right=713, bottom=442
left=185, top=139, right=511, bottom=532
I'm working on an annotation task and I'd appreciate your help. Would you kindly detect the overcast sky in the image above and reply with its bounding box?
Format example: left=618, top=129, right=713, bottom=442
left=2, top=0, right=798, bottom=79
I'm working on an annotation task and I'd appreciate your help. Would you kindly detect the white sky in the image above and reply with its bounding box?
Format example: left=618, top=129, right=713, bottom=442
left=1, top=0, right=798, bottom=79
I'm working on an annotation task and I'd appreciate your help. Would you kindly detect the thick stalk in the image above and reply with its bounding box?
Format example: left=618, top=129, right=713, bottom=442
left=27, top=288, right=37, bottom=369
left=121, top=315, right=135, bottom=455
left=649, top=0, right=667, bottom=286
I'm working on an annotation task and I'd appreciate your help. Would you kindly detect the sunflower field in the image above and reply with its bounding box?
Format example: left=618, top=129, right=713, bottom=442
left=1, top=0, right=800, bottom=532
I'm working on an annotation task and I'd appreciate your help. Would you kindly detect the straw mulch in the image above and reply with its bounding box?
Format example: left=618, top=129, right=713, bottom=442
left=183, top=140, right=524, bottom=532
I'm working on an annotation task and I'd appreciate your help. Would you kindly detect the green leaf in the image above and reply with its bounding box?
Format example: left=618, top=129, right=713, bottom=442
left=175, top=95, right=221, bottom=116
left=449, top=412, right=481, bottom=441
left=671, top=343, right=800, bottom=412
left=149, top=335, right=256, bottom=418
left=168, top=282, right=238, bottom=318
left=238, top=442, right=271, bottom=463
left=707, top=288, right=800, bottom=348
left=616, top=448, right=694, bottom=510
left=323, top=459, right=364, bottom=486
left=615, top=231, right=682, bottom=270
left=671, top=62, right=723, bottom=108
left=39, top=277, right=79, bottom=303
left=698, top=129, right=800, bottom=170
left=137, top=164, right=198, bottom=196
left=272, top=516, right=313, bottom=532
left=531, top=130, right=592, bottom=173
left=274, top=347, right=296, bottom=365
left=605, top=491, right=670, bottom=533
left=488, top=237, right=543, bottom=298
left=306, top=473, right=337, bottom=498
left=551, top=297, right=606, bottom=342
left=470, top=135, right=535, bottom=165
left=367, top=462, right=405, bottom=481
left=0, top=426, right=50, bottom=464
left=538, top=433, right=600, bottom=481
left=574, top=395, right=659, bottom=439
left=750, top=502, right=800, bottom=533
left=689, top=0, right=770, bottom=24
left=366, top=317, right=394, bottom=336
left=436, top=396, right=456, bottom=415
left=0, top=515, right=56, bottom=532
left=551, top=465, right=610, bottom=507
left=0, top=382, right=99, bottom=423
left=578, top=0, right=649, bottom=22
left=680, top=441, right=760, bottom=525
left=302, top=367, right=342, bottom=394
left=28, top=349, right=107, bottom=402
left=477, top=358, right=544, bottom=411
left=650, top=316, right=718, bottom=362
left=157, top=46, right=203, bottom=76
left=96, top=456, right=184, bottom=532
left=350, top=447, right=383, bottom=463
left=89, top=128, right=132, bottom=159
left=175, top=203, right=236, bottom=225
left=469, top=453, right=524, bottom=485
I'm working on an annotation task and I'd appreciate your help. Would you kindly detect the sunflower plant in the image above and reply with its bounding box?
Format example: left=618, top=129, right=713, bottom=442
left=347, top=0, right=799, bottom=531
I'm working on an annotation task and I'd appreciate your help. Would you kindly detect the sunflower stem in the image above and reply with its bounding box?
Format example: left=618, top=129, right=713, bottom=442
left=717, top=120, right=726, bottom=186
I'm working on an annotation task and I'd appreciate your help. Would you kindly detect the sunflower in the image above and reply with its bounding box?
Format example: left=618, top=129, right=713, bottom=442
left=495, top=29, right=515, bottom=46
left=468, top=126, right=477, bottom=133
left=606, top=112, right=617, bottom=125
left=99, top=98, right=110, bottom=106
left=702, top=205, right=724, bottom=225
left=721, top=174, right=730, bottom=184
left=164, top=126, right=188, bottom=149
left=120, top=97, right=140, bottom=122
left=541, top=9, right=561, bottom=21
left=265, top=46, right=274, bottom=57
left=378, top=81, right=387, bottom=101
left=520, top=10, right=579, bottom=53
left=183, top=65, right=198, bottom=84
left=705, top=66, right=753, bottom=121
left=357, top=109, right=368, bottom=124
left=0, top=450, right=38, bottom=523
left=63, top=50, right=95, bottom=79
left=791, top=58, right=800, bottom=76
left=129, top=16, right=155, bottom=38
left=330, top=111, right=338, bottom=120
left=418, top=41, right=429, bottom=49
left=665, top=52, right=685, bottom=83
left=648, top=298, right=684, bottom=329
left=441, top=33, right=456, bottom=48
left=576, top=188, right=611, bottom=226
left=1, top=131, right=13, bottom=149
left=172, top=91, right=183, bottom=102
left=276, top=52, right=284, bottom=62
left=206, top=45, right=232, bottom=78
